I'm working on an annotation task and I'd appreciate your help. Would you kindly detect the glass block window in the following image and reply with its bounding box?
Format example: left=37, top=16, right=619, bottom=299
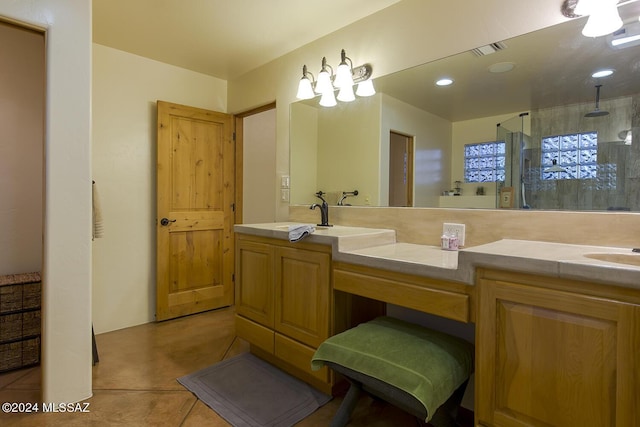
left=541, top=131, right=598, bottom=180
left=464, top=141, right=506, bottom=182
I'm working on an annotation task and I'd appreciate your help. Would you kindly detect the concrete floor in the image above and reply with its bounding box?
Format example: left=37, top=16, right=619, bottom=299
left=0, top=307, right=440, bottom=426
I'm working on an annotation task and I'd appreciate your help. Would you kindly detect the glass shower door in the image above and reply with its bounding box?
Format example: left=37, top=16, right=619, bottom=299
left=496, top=113, right=530, bottom=209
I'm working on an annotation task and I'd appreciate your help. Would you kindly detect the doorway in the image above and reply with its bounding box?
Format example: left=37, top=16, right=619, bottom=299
left=234, top=103, right=277, bottom=224
left=388, top=131, right=414, bottom=207
left=0, top=19, right=45, bottom=373
left=155, top=101, right=235, bottom=321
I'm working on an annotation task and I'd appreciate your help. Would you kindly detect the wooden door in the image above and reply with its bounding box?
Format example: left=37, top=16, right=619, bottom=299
left=477, top=276, right=640, bottom=427
left=274, top=246, right=330, bottom=348
left=156, top=101, right=234, bottom=321
left=388, top=131, right=413, bottom=207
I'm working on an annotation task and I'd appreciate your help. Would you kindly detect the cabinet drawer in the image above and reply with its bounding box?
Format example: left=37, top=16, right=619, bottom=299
left=334, top=268, right=469, bottom=322
left=235, top=315, right=274, bottom=353
left=274, top=333, right=329, bottom=383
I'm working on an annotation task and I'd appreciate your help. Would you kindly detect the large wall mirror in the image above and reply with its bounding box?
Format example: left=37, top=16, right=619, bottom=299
left=290, top=2, right=640, bottom=211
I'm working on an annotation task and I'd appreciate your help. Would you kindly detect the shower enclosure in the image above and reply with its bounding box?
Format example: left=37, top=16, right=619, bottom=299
left=496, top=95, right=638, bottom=211
left=496, top=113, right=530, bottom=209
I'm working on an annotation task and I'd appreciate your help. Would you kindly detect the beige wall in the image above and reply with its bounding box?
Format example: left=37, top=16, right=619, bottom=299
left=290, top=102, right=319, bottom=205
left=242, top=108, right=278, bottom=223
left=317, top=95, right=381, bottom=205
left=381, top=93, right=451, bottom=207
left=0, top=23, right=44, bottom=276
left=91, top=43, right=227, bottom=334
left=0, top=0, right=93, bottom=404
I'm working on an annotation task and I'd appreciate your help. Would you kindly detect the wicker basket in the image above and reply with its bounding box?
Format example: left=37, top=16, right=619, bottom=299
left=0, top=337, right=40, bottom=372
left=0, top=272, right=41, bottom=372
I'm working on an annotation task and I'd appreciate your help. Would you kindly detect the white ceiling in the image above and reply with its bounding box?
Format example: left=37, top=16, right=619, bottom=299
left=92, top=0, right=401, bottom=80
left=373, top=3, right=640, bottom=122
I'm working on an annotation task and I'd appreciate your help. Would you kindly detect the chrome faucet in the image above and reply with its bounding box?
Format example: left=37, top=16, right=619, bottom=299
left=310, top=191, right=331, bottom=227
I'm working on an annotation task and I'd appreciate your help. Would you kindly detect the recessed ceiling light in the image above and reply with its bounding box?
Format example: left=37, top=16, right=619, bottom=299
left=435, top=78, right=454, bottom=86
left=488, top=62, right=515, bottom=73
left=591, top=69, right=614, bottom=78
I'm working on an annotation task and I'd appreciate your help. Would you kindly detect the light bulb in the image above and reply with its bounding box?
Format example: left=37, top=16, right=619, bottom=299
left=337, top=84, right=355, bottom=102
left=319, top=90, right=337, bottom=107
left=574, top=0, right=595, bottom=16
left=334, top=63, right=354, bottom=89
left=356, top=79, right=376, bottom=97
left=315, top=70, right=332, bottom=94
left=296, top=77, right=314, bottom=100
left=582, top=0, right=622, bottom=37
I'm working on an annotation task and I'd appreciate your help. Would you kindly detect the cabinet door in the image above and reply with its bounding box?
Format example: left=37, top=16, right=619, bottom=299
left=274, top=247, right=330, bottom=348
left=477, top=278, right=640, bottom=427
left=235, top=239, right=274, bottom=328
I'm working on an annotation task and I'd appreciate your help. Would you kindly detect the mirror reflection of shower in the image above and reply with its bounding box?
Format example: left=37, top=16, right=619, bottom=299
left=496, top=112, right=531, bottom=209
left=584, top=84, right=609, bottom=118
left=619, top=129, right=632, bottom=145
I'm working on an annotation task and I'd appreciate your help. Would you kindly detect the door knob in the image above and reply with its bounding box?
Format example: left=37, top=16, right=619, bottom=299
left=160, top=218, right=176, bottom=226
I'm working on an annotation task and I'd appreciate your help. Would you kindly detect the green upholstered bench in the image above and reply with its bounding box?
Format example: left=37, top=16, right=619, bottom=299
left=311, top=317, right=474, bottom=427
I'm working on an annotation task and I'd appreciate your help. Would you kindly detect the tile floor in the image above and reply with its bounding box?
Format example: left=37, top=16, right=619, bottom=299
left=0, top=307, right=468, bottom=426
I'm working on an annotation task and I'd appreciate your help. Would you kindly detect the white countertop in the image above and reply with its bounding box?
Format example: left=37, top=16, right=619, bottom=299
left=234, top=223, right=640, bottom=290
left=233, top=222, right=396, bottom=254
left=460, top=239, right=640, bottom=289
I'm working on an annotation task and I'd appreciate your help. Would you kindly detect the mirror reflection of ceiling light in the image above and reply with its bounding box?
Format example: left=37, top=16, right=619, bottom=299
left=608, top=21, right=640, bottom=49
left=435, top=78, right=454, bottom=86
left=591, top=69, right=614, bottom=78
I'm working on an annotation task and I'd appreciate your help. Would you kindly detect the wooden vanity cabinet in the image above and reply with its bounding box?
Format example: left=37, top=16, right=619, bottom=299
left=235, top=234, right=333, bottom=392
left=333, top=261, right=472, bottom=323
left=476, top=268, right=640, bottom=427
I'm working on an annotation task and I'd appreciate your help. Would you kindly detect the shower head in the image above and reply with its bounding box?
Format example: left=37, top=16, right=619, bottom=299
left=585, top=84, right=609, bottom=117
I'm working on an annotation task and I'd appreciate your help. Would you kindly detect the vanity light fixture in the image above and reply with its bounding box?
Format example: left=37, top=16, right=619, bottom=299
left=295, top=49, right=375, bottom=107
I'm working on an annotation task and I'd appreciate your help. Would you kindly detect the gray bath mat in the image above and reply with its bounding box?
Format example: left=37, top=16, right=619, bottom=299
left=178, top=352, right=331, bottom=427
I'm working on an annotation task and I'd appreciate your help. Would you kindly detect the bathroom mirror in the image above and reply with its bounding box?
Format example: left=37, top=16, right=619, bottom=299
left=290, top=2, right=640, bottom=210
